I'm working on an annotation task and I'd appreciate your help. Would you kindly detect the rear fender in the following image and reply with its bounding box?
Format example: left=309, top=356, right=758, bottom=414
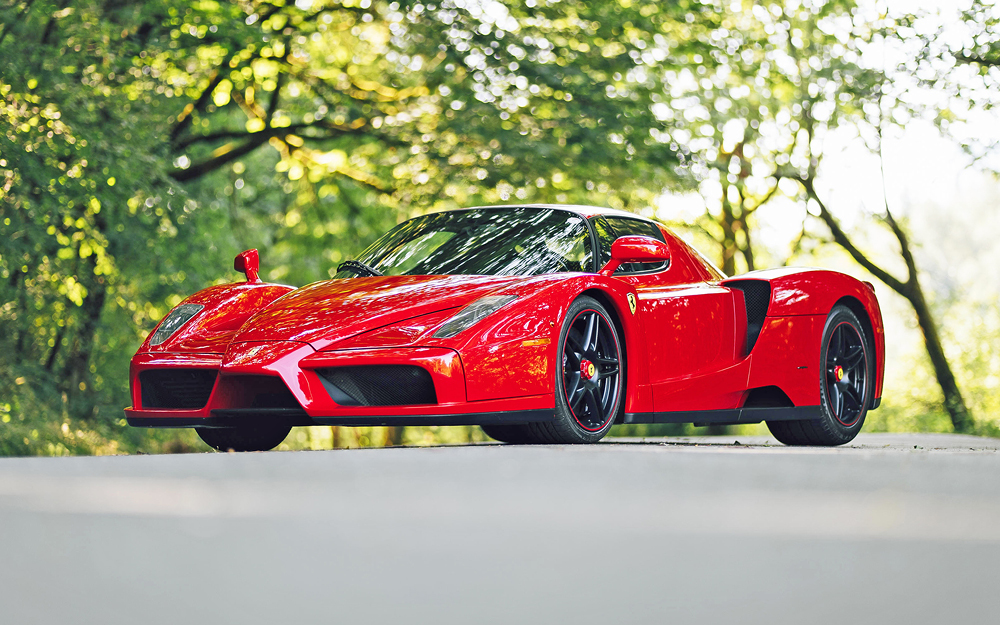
left=723, top=267, right=885, bottom=405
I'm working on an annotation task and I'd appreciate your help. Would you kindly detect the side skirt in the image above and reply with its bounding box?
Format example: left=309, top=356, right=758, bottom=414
left=311, top=409, right=555, bottom=427
left=127, top=408, right=556, bottom=429
left=623, top=405, right=822, bottom=425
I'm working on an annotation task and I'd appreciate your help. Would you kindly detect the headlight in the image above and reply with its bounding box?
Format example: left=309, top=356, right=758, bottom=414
left=432, top=295, right=518, bottom=338
left=149, top=304, right=204, bottom=346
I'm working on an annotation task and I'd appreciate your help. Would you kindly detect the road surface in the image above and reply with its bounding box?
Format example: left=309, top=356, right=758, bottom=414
left=1, top=432, right=998, bottom=624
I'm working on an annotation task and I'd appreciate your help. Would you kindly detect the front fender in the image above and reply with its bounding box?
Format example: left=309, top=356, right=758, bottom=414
left=140, top=282, right=295, bottom=353
left=453, top=274, right=646, bottom=408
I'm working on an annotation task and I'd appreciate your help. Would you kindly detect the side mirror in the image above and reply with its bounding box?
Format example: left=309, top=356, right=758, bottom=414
left=234, top=249, right=261, bottom=283
left=598, top=236, right=670, bottom=277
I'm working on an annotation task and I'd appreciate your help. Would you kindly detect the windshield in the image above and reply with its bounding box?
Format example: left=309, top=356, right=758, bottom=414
left=339, top=207, right=593, bottom=277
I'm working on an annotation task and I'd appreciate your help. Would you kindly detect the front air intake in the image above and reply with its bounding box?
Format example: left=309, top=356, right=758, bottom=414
left=140, top=369, right=217, bottom=409
left=316, top=365, right=437, bottom=407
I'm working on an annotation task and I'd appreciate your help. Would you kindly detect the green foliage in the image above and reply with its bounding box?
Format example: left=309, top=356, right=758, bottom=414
left=0, top=0, right=996, bottom=455
left=0, top=0, right=698, bottom=454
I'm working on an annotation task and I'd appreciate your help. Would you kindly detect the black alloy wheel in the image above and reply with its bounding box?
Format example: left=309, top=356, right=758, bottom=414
left=767, top=305, right=872, bottom=446
left=560, top=308, right=622, bottom=431
left=533, top=296, right=623, bottom=443
left=196, top=421, right=292, bottom=452
left=825, top=320, right=868, bottom=427
left=481, top=296, right=624, bottom=444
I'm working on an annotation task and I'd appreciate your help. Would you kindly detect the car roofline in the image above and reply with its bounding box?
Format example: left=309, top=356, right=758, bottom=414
left=434, top=203, right=655, bottom=222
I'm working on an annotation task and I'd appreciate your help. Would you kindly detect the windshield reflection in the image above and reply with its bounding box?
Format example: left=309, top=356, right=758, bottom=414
left=337, top=207, right=593, bottom=277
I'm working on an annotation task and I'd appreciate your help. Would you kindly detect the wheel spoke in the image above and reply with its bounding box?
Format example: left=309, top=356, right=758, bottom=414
left=566, top=334, right=585, bottom=358
left=835, top=385, right=846, bottom=416
left=601, top=365, right=619, bottom=377
left=565, top=371, right=582, bottom=405
left=584, top=387, right=603, bottom=424
left=830, top=327, right=844, bottom=360
left=843, top=345, right=864, bottom=369
left=564, top=348, right=582, bottom=368
left=843, top=384, right=862, bottom=412
left=586, top=313, right=600, bottom=351
left=570, top=382, right=587, bottom=410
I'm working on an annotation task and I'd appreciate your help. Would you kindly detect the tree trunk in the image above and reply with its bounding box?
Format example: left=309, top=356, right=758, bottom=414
left=799, top=179, right=973, bottom=432
left=738, top=211, right=755, bottom=272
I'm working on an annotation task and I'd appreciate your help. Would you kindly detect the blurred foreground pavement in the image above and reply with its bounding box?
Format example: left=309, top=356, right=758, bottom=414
left=1, top=432, right=998, bottom=624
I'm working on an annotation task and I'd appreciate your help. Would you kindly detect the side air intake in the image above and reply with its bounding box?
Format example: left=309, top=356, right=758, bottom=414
left=316, top=365, right=437, bottom=407
left=726, top=280, right=771, bottom=354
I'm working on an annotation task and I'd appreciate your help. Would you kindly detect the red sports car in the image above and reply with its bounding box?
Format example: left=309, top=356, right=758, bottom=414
left=126, top=205, right=885, bottom=451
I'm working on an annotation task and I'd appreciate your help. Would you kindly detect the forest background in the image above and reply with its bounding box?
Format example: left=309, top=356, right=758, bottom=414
left=2, top=0, right=999, bottom=455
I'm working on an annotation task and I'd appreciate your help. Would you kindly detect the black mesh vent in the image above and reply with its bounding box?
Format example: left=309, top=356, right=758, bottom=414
left=743, top=386, right=794, bottom=408
left=316, top=366, right=437, bottom=406
left=727, top=280, right=771, bottom=353
left=140, top=369, right=217, bottom=409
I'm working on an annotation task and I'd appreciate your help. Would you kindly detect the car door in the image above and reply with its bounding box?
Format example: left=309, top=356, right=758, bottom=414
left=593, top=217, right=744, bottom=412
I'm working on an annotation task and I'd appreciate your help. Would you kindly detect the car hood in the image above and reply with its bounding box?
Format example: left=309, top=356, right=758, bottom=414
left=230, top=274, right=526, bottom=349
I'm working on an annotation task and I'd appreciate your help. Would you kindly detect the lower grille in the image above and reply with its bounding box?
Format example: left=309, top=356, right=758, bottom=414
left=316, top=365, right=437, bottom=407
left=140, top=369, right=217, bottom=409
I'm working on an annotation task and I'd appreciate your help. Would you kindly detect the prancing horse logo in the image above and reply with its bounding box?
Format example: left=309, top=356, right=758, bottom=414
left=627, top=293, right=637, bottom=315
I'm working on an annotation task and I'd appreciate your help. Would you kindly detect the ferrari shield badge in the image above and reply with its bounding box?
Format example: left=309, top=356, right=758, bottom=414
left=627, top=293, right=637, bottom=315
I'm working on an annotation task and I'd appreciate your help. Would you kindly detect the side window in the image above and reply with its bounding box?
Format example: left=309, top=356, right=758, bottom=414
left=600, top=217, right=669, bottom=274
left=592, top=217, right=617, bottom=270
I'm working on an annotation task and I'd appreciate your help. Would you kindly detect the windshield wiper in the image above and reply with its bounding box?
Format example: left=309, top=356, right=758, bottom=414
left=337, top=260, right=383, bottom=277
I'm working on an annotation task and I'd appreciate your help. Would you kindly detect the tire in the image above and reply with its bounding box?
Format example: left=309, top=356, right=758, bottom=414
left=525, top=295, right=624, bottom=444
left=480, top=424, right=535, bottom=444
left=767, top=305, right=872, bottom=446
left=196, top=421, right=292, bottom=452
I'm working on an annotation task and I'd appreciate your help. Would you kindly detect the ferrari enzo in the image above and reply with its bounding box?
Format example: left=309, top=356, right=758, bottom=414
left=126, top=205, right=885, bottom=451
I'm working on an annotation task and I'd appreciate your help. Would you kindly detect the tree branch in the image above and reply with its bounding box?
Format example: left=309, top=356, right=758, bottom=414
left=170, top=134, right=277, bottom=182
left=955, top=53, right=1000, bottom=68
left=170, top=121, right=372, bottom=182
left=173, top=119, right=369, bottom=150
left=791, top=175, right=908, bottom=295
left=880, top=208, right=918, bottom=286
left=171, top=68, right=228, bottom=144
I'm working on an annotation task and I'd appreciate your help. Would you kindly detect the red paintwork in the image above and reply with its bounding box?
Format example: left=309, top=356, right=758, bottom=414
left=234, top=249, right=261, bottom=284
left=599, top=235, right=671, bottom=276
left=722, top=268, right=886, bottom=403
left=139, top=282, right=294, bottom=354
left=745, top=315, right=826, bottom=407
left=125, top=205, right=886, bottom=427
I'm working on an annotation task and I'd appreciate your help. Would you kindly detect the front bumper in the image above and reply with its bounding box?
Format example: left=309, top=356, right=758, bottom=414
left=125, top=342, right=555, bottom=428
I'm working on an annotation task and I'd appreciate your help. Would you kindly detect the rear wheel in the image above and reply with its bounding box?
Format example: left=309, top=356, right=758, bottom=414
left=767, top=305, right=871, bottom=446
left=196, top=422, right=291, bottom=452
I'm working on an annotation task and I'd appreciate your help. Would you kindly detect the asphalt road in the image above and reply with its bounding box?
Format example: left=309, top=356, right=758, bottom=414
left=1, top=432, right=999, bottom=624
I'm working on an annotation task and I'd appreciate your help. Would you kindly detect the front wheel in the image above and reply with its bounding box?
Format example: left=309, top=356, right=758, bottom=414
left=525, top=296, right=624, bottom=444
left=767, top=305, right=872, bottom=446
left=196, top=421, right=292, bottom=452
